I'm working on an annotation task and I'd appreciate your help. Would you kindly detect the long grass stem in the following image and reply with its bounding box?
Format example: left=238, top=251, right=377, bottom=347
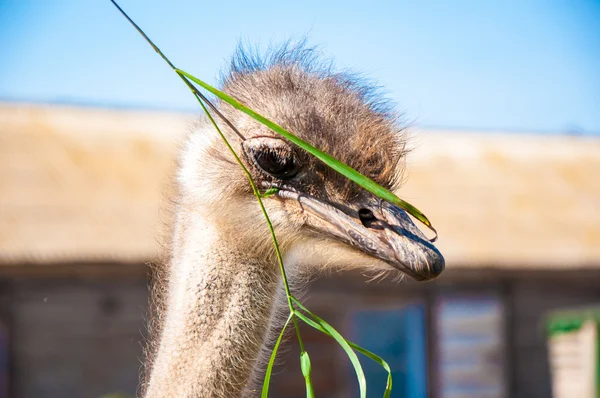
left=108, top=2, right=401, bottom=397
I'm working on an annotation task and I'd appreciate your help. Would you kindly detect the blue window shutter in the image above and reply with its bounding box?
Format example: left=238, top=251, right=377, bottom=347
left=349, top=304, right=427, bottom=398
left=405, top=305, right=427, bottom=397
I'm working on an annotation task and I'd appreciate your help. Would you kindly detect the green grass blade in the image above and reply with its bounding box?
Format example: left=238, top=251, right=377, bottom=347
left=300, top=351, right=315, bottom=398
left=109, top=3, right=399, bottom=398
left=176, top=69, right=437, bottom=241
left=294, top=311, right=366, bottom=398
left=291, top=302, right=367, bottom=398
left=262, top=313, right=293, bottom=398
left=261, top=187, right=279, bottom=198
left=193, top=88, right=309, bottom=398
left=292, top=297, right=392, bottom=398
left=348, top=344, right=392, bottom=398
left=197, top=89, right=311, bottom=398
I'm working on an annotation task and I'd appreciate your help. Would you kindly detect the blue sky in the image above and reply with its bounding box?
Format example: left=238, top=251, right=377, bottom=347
left=0, top=0, right=599, bottom=134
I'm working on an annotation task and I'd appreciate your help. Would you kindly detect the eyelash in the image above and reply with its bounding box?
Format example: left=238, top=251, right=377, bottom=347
left=251, top=147, right=300, bottom=179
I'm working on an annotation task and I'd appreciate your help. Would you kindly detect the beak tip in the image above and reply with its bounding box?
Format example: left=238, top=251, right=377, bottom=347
left=421, top=251, right=445, bottom=281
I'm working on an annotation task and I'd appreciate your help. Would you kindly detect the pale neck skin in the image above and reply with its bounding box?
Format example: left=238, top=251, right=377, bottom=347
left=145, top=207, right=280, bottom=398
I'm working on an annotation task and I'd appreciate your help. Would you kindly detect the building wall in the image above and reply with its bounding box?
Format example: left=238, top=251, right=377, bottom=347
left=0, top=268, right=599, bottom=398
left=270, top=271, right=600, bottom=398
left=0, top=272, right=149, bottom=398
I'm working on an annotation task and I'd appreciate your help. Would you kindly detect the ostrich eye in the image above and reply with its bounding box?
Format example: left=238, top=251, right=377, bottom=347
left=242, top=137, right=301, bottom=180
left=253, top=148, right=300, bottom=179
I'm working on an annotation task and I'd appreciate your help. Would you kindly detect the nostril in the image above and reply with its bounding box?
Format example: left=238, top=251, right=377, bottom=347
left=358, top=208, right=375, bottom=219
left=358, top=208, right=377, bottom=228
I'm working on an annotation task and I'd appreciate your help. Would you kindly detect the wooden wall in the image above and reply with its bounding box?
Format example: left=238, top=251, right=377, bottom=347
left=0, top=267, right=599, bottom=398
left=0, top=269, right=148, bottom=398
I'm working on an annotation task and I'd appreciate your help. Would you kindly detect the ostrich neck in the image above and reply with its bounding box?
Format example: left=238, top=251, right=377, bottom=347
left=145, top=209, right=280, bottom=398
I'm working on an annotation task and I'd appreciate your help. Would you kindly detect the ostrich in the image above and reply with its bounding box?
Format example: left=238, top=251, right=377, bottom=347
left=143, top=45, right=444, bottom=398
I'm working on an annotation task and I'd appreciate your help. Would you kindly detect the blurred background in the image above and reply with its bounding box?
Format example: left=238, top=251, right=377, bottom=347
left=1, top=1, right=599, bottom=397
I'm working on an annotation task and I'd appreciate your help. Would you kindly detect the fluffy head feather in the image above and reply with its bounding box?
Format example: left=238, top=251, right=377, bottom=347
left=176, top=41, right=412, bottom=264
left=221, top=41, right=409, bottom=199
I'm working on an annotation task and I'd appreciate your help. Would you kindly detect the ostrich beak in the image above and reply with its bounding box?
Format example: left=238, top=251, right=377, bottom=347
left=278, top=190, right=444, bottom=281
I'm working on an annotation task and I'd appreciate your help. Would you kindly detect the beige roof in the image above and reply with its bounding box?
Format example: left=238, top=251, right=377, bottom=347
left=401, top=131, right=600, bottom=269
left=1, top=103, right=599, bottom=269
left=0, top=103, right=192, bottom=264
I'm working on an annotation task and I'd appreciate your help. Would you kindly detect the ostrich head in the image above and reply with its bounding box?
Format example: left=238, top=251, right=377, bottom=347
left=178, top=44, right=444, bottom=282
